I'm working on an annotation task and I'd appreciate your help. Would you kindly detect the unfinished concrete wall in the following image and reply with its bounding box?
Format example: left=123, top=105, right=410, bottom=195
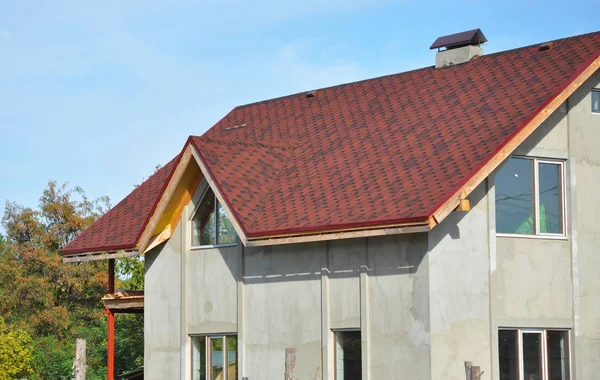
left=368, top=234, right=430, bottom=380
left=243, top=242, right=325, bottom=380
left=428, top=183, right=491, bottom=379
left=187, top=245, right=238, bottom=334
left=567, top=69, right=600, bottom=379
left=144, top=222, right=183, bottom=380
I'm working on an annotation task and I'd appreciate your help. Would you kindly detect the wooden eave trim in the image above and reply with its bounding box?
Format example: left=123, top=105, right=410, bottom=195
left=62, top=250, right=139, bottom=263
left=191, top=148, right=249, bottom=246
left=430, top=55, right=600, bottom=227
left=245, top=223, right=430, bottom=247
left=137, top=143, right=195, bottom=255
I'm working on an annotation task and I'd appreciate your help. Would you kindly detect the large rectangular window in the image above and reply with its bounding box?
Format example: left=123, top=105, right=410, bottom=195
left=192, top=335, right=237, bottom=380
left=334, top=330, right=362, bottom=380
left=498, top=329, right=570, bottom=380
left=495, top=157, right=565, bottom=237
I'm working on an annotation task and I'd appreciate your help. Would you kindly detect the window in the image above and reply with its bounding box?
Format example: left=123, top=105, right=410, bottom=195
left=192, top=187, right=237, bottom=247
left=192, top=335, right=237, bottom=380
left=495, top=157, right=565, bottom=236
left=499, top=329, right=570, bottom=380
left=592, top=89, right=600, bottom=114
left=334, top=330, right=362, bottom=380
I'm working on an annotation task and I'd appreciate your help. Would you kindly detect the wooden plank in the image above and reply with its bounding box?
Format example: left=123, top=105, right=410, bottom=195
left=137, top=144, right=194, bottom=254
left=62, top=250, right=138, bottom=263
left=74, top=338, right=86, bottom=380
left=284, top=348, right=296, bottom=380
left=455, top=199, right=471, bottom=212
left=245, top=224, right=430, bottom=247
left=192, top=149, right=249, bottom=245
left=472, top=366, right=481, bottom=380
left=432, top=56, right=600, bottom=225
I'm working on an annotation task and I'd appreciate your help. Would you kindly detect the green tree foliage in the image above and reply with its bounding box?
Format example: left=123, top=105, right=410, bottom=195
left=0, top=181, right=143, bottom=379
left=0, top=316, right=34, bottom=380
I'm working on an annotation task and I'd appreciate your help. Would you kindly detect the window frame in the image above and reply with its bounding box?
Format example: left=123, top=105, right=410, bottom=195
left=332, top=329, right=362, bottom=380
left=592, top=89, right=600, bottom=114
left=190, top=334, right=238, bottom=380
left=496, top=156, right=567, bottom=239
left=190, top=185, right=238, bottom=250
left=498, top=328, right=571, bottom=380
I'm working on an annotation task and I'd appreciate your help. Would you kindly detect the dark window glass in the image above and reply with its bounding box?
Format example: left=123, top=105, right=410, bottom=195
left=539, top=163, right=563, bottom=234
left=496, top=158, right=535, bottom=234
left=192, top=187, right=237, bottom=247
left=547, top=331, right=570, bottom=380
left=192, top=188, right=216, bottom=246
left=217, top=202, right=236, bottom=245
left=192, top=336, right=206, bottom=380
left=335, top=330, right=362, bottom=380
left=499, top=330, right=519, bottom=380
left=523, top=333, right=543, bottom=380
left=592, top=90, right=600, bottom=113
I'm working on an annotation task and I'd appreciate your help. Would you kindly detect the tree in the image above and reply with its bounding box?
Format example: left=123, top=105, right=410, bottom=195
left=1, top=181, right=110, bottom=379
left=0, top=316, right=34, bottom=380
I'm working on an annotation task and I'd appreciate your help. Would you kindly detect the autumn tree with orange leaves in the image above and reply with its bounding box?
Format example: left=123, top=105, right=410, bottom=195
left=0, top=181, right=142, bottom=379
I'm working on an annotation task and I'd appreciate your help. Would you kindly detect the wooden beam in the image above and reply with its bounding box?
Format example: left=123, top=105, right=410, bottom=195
left=137, top=144, right=195, bottom=254
left=432, top=55, right=600, bottom=225
left=245, top=224, right=430, bottom=247
left=62, top=250, right=138, bottom=263
left=191, top=149, right=249, bottom=245
left=143, top=227, right=172, bottom=254
left=455, top=199, right=471, bottom=212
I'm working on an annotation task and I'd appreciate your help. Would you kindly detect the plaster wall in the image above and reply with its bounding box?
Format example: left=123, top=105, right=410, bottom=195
left=368, top=234, right=430, bottom=380
left=567, top=70, right=600, bottom=379
left=187, top=245, right=238, bottom=334
left=428, top=183, right=491, bottom=379
left=144, top=222, right=183, bottom=380
left=243, top=242, right=325, bottom=380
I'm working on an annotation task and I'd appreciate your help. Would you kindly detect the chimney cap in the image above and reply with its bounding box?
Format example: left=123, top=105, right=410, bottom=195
left=430, top=29, right=488, bottom=50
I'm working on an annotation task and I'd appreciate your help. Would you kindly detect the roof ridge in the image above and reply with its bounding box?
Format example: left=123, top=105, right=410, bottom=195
left=234, top=30, right=600, bottom=110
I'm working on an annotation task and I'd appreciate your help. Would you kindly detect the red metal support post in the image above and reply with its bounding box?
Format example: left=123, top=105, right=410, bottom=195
left=107, top=259, right=115, bottom=380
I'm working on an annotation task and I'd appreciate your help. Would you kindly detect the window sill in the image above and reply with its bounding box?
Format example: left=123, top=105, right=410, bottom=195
left=190, top=243, right=238, bottom=250
left=496, top=233, right=568, bottom=241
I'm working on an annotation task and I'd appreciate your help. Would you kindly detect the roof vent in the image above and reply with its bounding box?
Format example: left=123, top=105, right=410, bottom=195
left=430, top=29, right=487, bottom=68
left=539, top=42, right=554, bottom=51
left=305, top=91, right=316, bottom=99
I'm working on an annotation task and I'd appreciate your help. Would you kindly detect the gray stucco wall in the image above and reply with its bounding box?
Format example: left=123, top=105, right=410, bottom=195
left=568, top=69, right=600, bottom=378
left=428, top=182, right=491, bottom=379
left=143, top=69, right=600, bottom=379
left=144, top=222, right=183, bottom=380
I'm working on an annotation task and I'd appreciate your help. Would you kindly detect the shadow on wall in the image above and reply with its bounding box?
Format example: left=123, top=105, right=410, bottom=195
left=237, top=232, right=429, bottom=285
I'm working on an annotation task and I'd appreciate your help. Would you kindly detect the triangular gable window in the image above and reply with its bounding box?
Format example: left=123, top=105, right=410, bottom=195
left=192, top=187, right=237, bottom=247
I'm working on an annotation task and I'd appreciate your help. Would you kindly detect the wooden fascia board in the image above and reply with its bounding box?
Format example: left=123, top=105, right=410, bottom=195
left=141, top=162, right=202, bottom=255
left=430, top=55, right=600, bottom=226
left=62, top=250, right=139, bottom=263
left=137, top=143, right=195, bottom=255
left=191, top=148, right=249, bottom=245
left=245, top=223, right=430, bottom=247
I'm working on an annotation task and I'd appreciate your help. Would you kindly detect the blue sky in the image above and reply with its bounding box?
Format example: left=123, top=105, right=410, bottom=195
left=0, top=0, right=598, bottom=213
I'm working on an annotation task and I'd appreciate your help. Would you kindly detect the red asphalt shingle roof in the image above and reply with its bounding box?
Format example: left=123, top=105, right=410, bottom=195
left=62, top=31, right=600, bottom=255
